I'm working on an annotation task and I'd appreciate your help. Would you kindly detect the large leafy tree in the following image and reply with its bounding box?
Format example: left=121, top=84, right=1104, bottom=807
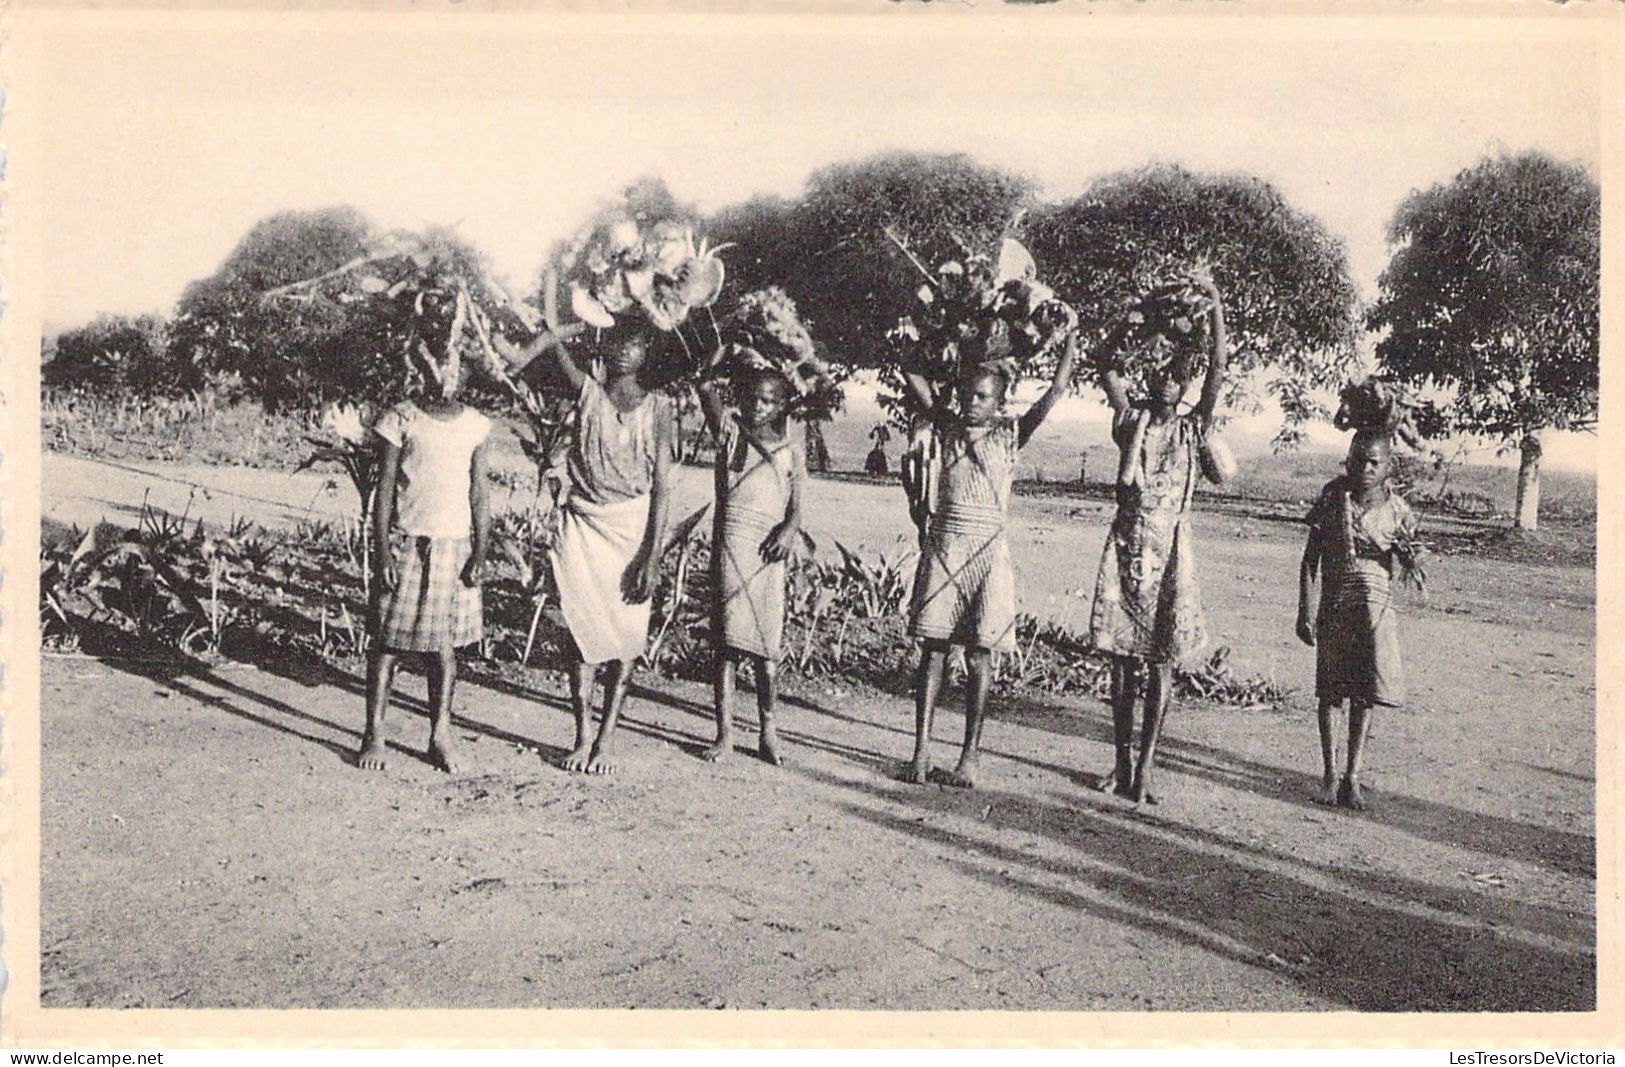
left=1367, top=152, right=1598, bottom=530
left=710, top=151, right=1037, bottom=366
left=44, top=312, right=173, bottom=394
left=168, top=206, right=388, bottom=409
left=1023, top=164, right=1360, bottom=447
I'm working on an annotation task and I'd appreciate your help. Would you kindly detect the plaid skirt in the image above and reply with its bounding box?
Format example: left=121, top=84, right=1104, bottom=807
left=375, top=536, right=483, bottom=653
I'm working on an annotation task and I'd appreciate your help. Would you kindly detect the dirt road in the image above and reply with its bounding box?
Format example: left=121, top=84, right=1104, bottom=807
left=37, top=453, right=1596, bottom=1011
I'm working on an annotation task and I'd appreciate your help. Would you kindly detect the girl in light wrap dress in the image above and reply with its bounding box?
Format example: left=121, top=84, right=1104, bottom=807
left=697, top=368, right=804, bottom=765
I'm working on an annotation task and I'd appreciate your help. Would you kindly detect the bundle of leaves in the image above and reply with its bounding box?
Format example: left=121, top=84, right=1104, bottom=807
left=1332, top=376, right=1443, bottom=453
left=708, top=287, right=841, bottom=417
left=555, top=213, right=728, bottom=338
left=887, top=235, right=1076, bottom=384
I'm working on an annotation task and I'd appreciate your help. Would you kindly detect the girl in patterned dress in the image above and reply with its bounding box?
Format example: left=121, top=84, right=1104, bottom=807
left=1297, top=428, right=1417, bottom=811
left=547, top=330, right=675, bottom=775
left=696, top=367, right=805, bottom=766
left=902, top=337, right=1077, bottom=789
left=359, top=288, right=493, bottom=774
left=1089, top=274, right=1228, bottom=804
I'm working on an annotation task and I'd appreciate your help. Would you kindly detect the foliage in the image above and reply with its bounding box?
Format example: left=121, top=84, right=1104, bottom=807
left=1022, top=163, right=1360, bottom=447
left=44, top=313, right=176, bottom=395
left=708, top=152, right=1037, bottom=367
left=1366, top=152, right=1599, bottom=445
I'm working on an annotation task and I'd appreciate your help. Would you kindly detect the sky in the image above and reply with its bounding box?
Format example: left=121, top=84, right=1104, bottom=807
left=27, top=7, right=1607, bottom=467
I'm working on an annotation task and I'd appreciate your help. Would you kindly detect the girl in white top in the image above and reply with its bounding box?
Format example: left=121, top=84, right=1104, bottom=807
left=357, top=288, right=494, bottom=774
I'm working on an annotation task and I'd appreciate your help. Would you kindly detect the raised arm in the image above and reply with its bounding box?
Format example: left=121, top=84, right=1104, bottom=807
left=902, top=369, right=938, bottom=414
left=1018, top=334, right=1079, bottom=448
left=1194, top=278, right=1229, bottom=425
left=696, top=378, right=728, bottom=442
left=1099, top=365, right=1132, bottom=418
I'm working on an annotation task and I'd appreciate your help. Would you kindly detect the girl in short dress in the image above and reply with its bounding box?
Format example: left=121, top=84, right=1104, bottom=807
left=1297, top=428, right=1417, bottom=812
left=697, top=366, right=805, bottom=766
left=1089, top=273, right=1227, bottom=805
left=902, top=336, right=1076, bottom=789
left=358, top=288, right=493, bottom=774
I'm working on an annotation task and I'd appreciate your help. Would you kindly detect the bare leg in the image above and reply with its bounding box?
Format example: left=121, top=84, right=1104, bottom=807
left=586, top=659, right=632, bottom=774
left=357, top=650, right=399, bottom=770
left=1096, top=655, right=1139, bottom=796
left=1130, top=661, right=1173, bottom=805
left=559, top=660, right=596, bottom=771
left=703, top=654, right=736, bottom=762
left=754, top=656, right=782, bottom=766
left=943, top=647, right=991, bottom=788
left=907, top=645, right=947, bottom=784
left=1340, top=700, right=1376, bottom=811
left=1315, top=698, right=1340, bottom=804
left=424, top=649, right=463, bottom=773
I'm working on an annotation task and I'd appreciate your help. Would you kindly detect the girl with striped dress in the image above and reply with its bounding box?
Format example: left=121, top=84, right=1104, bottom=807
left=902, top=337, right=1077, bottom=789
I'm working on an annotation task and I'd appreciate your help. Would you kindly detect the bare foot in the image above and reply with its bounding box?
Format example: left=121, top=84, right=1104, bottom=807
left=939, top=763, right=977, bottom=790
left=427, top=737, right=462, bottom=774
left=902, top=756, right=932, bottom=785
left=558, top=745, right=593, bottom=773
left=1094, top=765, right=1134, bottom=798
left=1128, top=774, right=1158, bottom=806
left=699, top=740, right=732, bottom=763
left=758, top=721, right=782, bottom=767
left=356, top=734, right=389, bottom=771
left=1313, top=774, right=1339, bottom=806
left=1337, top=776, right=1368, bottom=812
left=586, top=750, right=618, bottom=776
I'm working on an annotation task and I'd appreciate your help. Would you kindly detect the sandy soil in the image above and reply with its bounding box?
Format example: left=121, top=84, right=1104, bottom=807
left=38, top=453, right=1595, bottom=1011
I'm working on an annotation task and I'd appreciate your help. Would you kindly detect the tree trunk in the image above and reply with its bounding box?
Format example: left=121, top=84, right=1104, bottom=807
left=804, top=419, right=832, bottom=473
left=1514, top=430, right=1542, bottom=531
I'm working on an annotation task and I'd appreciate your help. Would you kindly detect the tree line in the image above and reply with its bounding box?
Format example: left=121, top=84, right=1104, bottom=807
left=43, top=150, right=1597, bottom=530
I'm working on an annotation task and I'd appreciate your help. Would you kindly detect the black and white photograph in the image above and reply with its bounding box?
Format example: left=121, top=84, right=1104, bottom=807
left=4, top=1, right=1613, bottom=1044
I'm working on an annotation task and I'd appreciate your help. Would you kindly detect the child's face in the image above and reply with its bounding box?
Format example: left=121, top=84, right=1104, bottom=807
left=608, top=337, right=647, bottom=378
left=1147, top=341, right=1191, bottom=406
left=957, top=373, right=1005, bottom=425
left=1346, top=433, right=1393, bottom=490
left=739, top=376, right=789, bottom=429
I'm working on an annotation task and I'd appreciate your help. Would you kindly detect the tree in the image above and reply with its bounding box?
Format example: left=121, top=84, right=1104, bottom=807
left=44, top=313, right=173, bottom=394
left=1023, top=164, right=1360, bottom=446
left=1367, top=152, right=1599, bottom=530
left=709, top=151, right=1036, bottom=367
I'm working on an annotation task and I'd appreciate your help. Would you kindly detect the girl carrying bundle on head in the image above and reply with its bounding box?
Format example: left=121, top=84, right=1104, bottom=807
left=1297, top=421, right=1421, bottom=812
left=902, top=336, right=1077, bottom=789
left=696, top=360, right=806, bottom=766
left=1089, top=270, right=1228, bottom=805
left=545, top=327, right=675, bottom=775
left=358, top=287, right=494, bottom=774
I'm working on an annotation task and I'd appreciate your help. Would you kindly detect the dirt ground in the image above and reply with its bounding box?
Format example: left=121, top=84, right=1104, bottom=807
left=37, top=452, right=1596, bottom=1011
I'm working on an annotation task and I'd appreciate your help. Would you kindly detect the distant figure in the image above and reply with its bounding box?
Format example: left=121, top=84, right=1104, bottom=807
left=1297, top=428, right=1419, bottom=812
left=697, top=368, right=805, bottom=766
left=865, top=443, right=890, bottom=475
left=901, top=336, right=1077, bottom=789
left=1079, top=452, right=1088, bottom=486
left=1089, top=271, right=1228, bottom=805
left=359, top=287, right=493, bottom=775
